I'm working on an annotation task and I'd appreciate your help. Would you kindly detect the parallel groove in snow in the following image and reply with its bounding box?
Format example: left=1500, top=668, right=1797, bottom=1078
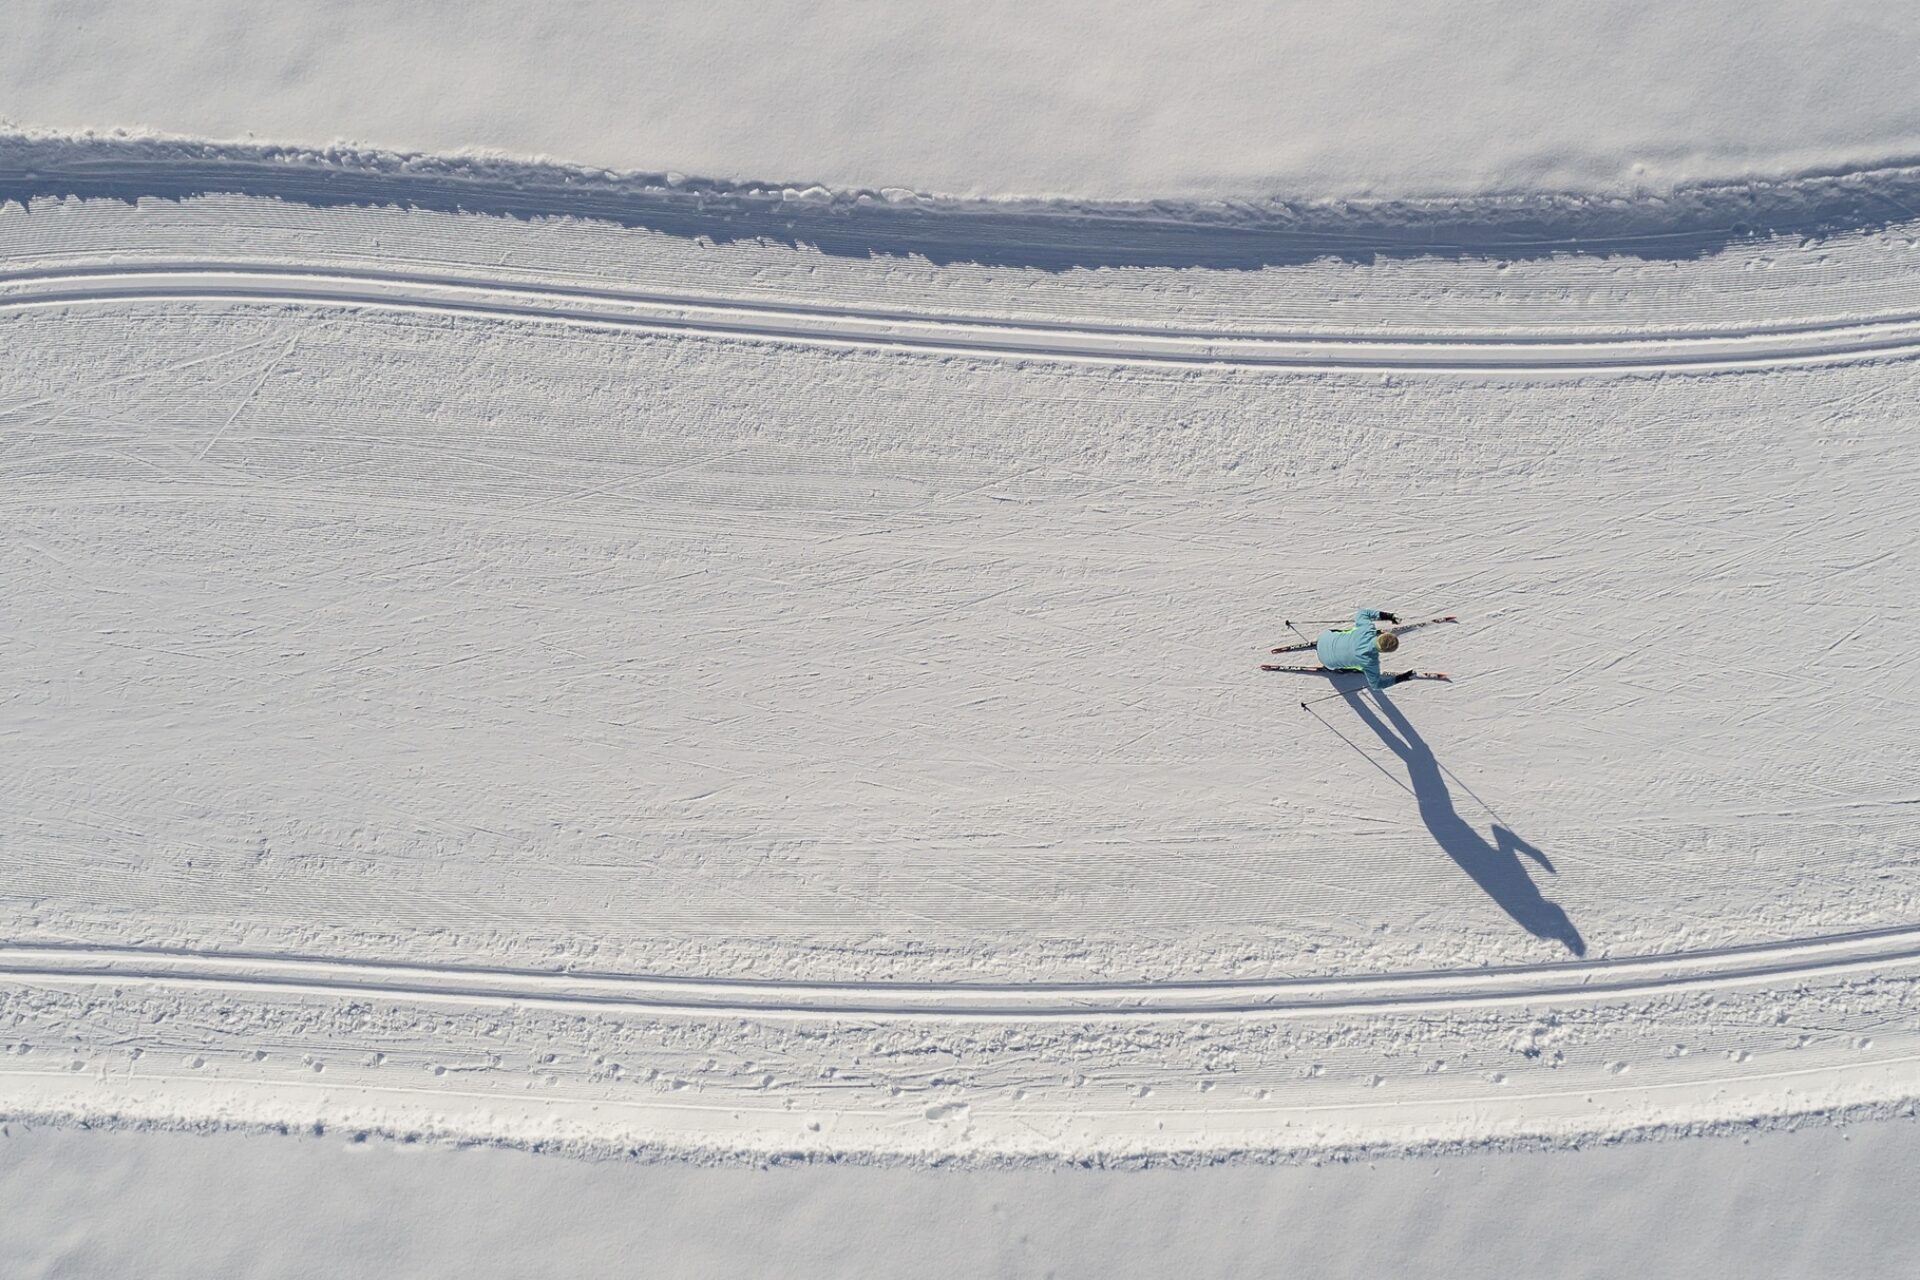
left=8, top=263, right=1920, bottom=373
left=7, top=925, right=1920, bottom=1020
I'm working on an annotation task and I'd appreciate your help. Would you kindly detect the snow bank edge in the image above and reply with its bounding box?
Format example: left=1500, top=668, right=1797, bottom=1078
left=3, top=1061, right=1916, bottom=1170
left=8, top=130, right=1920, bottom=269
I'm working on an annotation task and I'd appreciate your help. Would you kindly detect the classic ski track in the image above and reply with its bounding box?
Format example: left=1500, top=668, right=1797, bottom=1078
left=6, top=261, right=1920, bottom=373
left=5, top=923, right=1919, bottom=1021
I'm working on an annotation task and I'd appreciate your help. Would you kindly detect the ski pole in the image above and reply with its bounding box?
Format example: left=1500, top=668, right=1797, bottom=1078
left=1299, top=686, right=1356, bottom=709
left=1297, top=701, right=1416, bottom=798
left=1284, top=619, right=1316, bottom=647
left=1433, top=760, right=1508, bottom=827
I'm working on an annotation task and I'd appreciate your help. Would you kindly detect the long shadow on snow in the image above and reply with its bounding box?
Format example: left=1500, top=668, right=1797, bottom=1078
left=6, top=136, right=1920, bottom=272
left=1337, top=690, right=1585, bottom=956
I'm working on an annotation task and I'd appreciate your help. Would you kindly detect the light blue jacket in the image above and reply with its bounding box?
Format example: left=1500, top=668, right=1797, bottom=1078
left=1316, top=607, right=1391, bottom=693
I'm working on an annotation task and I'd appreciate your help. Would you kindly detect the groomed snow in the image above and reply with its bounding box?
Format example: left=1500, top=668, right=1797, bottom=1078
left=1, top=189, right=1916, bottom=1165
left=6, top=1, right=1920, bottom=201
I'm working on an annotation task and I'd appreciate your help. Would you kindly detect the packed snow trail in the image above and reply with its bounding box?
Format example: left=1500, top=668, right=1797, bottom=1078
left=0, top=193, right=1916, bottom=1162
left=11, top=263, right=1920, bottom=371
left=5, top=924, right=1920, bottom=1016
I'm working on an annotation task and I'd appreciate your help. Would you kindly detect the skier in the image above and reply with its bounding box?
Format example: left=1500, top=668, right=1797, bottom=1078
left=1293, top=606, right=1458, bottom=693
left=1262, top=608, right=1454, bottom=687
left=1309, top=607, right=1408, bottom=694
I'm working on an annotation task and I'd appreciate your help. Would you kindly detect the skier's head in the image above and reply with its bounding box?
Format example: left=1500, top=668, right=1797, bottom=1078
left=1376, top=631, right=1400, bottom=653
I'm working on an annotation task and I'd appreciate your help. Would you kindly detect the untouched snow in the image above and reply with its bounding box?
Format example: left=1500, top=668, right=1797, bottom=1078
left=6, top=1118, right=1920, bottom=1279
left=5, top=1, right=1920, bottom=201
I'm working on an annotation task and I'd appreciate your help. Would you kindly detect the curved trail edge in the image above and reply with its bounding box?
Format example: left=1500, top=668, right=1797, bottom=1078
left=6, top=262, right=1920, bottom=373
left=5, top=924, right=1920, bottom=1020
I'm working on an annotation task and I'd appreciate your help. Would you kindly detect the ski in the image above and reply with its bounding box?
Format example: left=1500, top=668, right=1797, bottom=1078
left=1262, top=664, right=1451, bottom=682
left=1387, top=614, right=1459, bottom=638
left=1270, top=614, right=1456, bottom=654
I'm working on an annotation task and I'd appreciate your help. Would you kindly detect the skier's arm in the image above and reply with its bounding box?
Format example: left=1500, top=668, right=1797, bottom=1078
left=1361, top=646, right=1421, bottom=693
left=1356, top=607, right=1382, bottom=627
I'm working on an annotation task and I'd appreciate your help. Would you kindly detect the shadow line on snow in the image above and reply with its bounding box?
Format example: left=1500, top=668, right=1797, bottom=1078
left=6, top=136, right=1920, bottom=271
left=1315, top=689, right=1586, bottom=956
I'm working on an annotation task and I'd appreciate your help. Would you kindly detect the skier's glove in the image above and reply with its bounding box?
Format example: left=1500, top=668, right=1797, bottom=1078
left=1379, top=612, right=1400, bottom=624
left=1392, top=671, right=1415, bottom=684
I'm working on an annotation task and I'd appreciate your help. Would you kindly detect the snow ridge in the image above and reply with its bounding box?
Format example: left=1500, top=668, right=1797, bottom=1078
left=8, top=922, right=1920, bottom=1018
left=11, top=260, right=1920, bottom=372
left=9, top=131, right=1920, bottom=269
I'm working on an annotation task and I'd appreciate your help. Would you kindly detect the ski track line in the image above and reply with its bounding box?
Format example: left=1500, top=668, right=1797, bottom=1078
left=5, top=925, right=1920, bottom=1021
left=7, top=262, right=1920, bottom=373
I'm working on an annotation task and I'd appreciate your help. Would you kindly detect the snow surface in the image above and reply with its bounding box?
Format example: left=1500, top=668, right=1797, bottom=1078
left=5, top=2, right=1920, bottom=1268
left=2, top=189, right=1917, bottom=1166
left=6, top=1118, right=1920, bottom=1279
left=6, top=1, right=1920, bottom=201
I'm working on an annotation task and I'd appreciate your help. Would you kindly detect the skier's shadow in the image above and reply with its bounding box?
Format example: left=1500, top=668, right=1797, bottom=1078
left=1341, top=691, right=1586, bottom=956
